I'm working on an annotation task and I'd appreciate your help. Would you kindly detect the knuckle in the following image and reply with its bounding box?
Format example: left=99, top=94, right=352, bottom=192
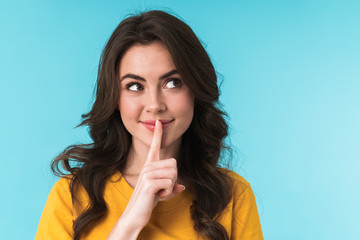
left=142, top=172, right=152, bottom=181
left=170, top=158, right=177, bottom=167
left=166, top=179, right=172, bottom=185
left=170, top=169, right=177, bottom=178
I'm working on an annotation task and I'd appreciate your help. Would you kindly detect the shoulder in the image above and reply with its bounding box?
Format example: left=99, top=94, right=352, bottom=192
left=49, top=175, right=89, bottom=204
left=218, top=168, right=251, bottom=195
left=35, top=176, right=75, bottom=239
left=54, top=176, right=72, bottom=190
left=43, top=176, right=74, bottom=211
left=219, top=168, right=249, bottom=183
left=47, top=175, right=94, bottom=218
left=218, top=168, right=259, bottom=208
left=46, top=176, right=72, bottom=200
left=218, top=169, right=264, bottom=239
left=49, top=175, right=79, bottom=200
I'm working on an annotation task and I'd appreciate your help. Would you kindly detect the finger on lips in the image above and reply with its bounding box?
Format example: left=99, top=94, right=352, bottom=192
left=146, top=120, right=163, bottom=163
left=143, top=120, right=185, bottom=200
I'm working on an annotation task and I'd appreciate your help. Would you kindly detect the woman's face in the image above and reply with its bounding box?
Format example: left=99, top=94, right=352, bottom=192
left=118, top=42, right=194, bottom=150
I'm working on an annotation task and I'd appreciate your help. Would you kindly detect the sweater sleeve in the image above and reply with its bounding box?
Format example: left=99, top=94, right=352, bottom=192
left=231, top=179, right=264, bottom=240
left=35, top=178, right=74, bottom=240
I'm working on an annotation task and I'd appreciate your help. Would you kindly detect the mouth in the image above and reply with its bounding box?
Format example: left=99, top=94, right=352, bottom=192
left=140, top=119, right=174, bottom=132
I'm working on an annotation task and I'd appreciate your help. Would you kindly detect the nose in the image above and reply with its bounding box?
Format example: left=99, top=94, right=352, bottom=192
left=145, top=88, right=166, bottom=114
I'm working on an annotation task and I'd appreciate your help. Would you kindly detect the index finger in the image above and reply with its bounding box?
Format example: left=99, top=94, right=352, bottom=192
left=146, top=120, right=163, bottom=163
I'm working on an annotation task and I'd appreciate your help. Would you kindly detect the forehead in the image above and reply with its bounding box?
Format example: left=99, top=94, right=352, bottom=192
left=119, top=42, right=177, bottom=77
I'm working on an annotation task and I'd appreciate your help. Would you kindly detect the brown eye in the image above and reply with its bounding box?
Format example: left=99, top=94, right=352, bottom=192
left=127, top=82, right=144, bottom=91
left=165, top=78, right=182, bottom=89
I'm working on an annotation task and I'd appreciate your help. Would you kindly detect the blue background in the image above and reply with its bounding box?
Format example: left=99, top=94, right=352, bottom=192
left=1, top=0, right=359, bottom=239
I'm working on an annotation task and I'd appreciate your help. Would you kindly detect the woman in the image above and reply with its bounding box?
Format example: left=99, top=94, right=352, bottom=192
left=35, top=10, right=263, bottom=240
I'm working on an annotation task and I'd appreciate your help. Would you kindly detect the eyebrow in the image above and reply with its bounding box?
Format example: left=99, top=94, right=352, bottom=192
left=120, top=69, right=178, bottom=82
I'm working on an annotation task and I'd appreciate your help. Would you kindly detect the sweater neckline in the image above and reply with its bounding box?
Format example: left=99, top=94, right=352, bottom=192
left=110, top=171, right=193, bottom=213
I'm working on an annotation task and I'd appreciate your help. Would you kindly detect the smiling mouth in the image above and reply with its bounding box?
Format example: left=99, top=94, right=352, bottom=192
left=140, top=119, right=174, bottom=131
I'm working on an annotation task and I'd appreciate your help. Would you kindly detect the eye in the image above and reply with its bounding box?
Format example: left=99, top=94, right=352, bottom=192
left=126, top=82, right=144, bottom=92
left=165, top=78, right=182, bottom=89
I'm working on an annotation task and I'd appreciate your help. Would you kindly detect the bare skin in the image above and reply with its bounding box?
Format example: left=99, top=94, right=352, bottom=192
left=106, top=121, right=185, bottom=240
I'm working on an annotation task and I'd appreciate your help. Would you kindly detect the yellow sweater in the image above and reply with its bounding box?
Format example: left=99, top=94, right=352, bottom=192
left=35, top=170, right=263, bottom=239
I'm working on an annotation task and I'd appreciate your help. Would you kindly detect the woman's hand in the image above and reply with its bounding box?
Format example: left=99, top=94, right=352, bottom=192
left=123, top=120, right=185, bottom=225
left=107, top=120, right=185, bottom=240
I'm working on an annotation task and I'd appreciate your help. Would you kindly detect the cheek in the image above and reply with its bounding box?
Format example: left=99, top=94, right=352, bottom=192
left=171, top=93, right=194, bottom=121
left=119, top=96, right=142, bottom=120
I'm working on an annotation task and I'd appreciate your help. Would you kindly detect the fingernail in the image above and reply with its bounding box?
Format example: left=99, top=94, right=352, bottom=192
left=180, top=185, right=186, bottom=191
left=155, top=120, right=159, bottom=127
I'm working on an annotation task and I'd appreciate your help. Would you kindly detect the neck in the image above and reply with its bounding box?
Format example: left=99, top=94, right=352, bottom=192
left=123, top=137, right=182, bottom=176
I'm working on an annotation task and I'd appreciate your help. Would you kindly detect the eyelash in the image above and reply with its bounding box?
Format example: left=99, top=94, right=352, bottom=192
left=125, top=78, right=183, bottom=92
left=125, top=82, right=144, bottom=91
left=166, top=78, right=182, bottom=88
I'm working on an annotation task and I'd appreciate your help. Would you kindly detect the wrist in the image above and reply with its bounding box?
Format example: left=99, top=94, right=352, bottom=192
left=107, top=213, right=144, bottom=240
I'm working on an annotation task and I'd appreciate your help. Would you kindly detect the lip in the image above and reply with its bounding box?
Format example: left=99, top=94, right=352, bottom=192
left=140, top=119, right=174, bottom=132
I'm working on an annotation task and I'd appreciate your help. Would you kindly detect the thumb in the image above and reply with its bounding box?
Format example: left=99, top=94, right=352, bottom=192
left=173, top=184, right=186, bottom=194
left=158, top=184, right=186, bottom=199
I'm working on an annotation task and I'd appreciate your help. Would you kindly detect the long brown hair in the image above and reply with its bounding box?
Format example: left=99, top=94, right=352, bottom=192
left=52, top=10, right=233, bottom=240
